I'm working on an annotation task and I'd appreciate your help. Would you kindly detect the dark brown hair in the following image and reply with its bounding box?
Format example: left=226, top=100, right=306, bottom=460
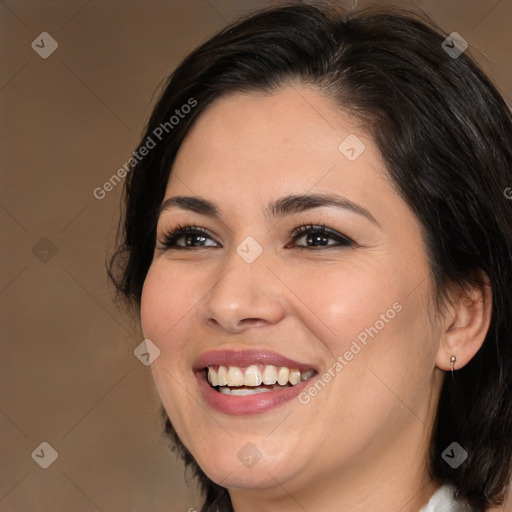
left=109, top=3, right=512, bottom=510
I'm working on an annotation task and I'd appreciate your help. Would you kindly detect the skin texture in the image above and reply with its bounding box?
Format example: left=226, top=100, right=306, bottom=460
left=140, top=85, right=492, bottom=512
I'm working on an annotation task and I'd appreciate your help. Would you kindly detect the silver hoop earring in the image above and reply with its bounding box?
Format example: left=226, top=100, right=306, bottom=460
left=450, top=355, right=456, bottom=376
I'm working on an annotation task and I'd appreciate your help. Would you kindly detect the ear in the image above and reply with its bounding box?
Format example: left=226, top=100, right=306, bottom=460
left=435, top=271, right=492, bottom=372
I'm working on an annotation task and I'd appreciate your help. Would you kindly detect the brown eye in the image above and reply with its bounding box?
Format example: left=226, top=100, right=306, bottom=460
left=288, top=224, right=354, bottom=249
left=157, top=225, right=220, bottom=250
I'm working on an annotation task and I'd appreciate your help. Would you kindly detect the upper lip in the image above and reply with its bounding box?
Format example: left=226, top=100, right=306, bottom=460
left=194, top=349, right=316, bottom=373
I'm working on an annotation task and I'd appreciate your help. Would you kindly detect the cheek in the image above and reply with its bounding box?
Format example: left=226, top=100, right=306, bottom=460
left=374, top=292, right=438, bottom=383
left=299, top=258, right=436, bottom=403
left=140, top=263, right=202, bottom=446
left=140, top=262, right=195, bottom=346
left=139, top=260, right=208, bottom=402
left=295, top=262, right=400, bottom=353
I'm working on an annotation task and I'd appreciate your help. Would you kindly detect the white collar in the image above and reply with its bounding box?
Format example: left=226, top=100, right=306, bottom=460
left=419, top=485, right=470, bottom=512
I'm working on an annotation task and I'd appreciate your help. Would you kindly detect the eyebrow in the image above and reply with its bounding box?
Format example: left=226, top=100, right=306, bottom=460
left=158, top=193, right=380, bottom=226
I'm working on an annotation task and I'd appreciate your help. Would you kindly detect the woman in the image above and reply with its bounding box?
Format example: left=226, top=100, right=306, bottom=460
left=108, top=2, right=512, bottom=511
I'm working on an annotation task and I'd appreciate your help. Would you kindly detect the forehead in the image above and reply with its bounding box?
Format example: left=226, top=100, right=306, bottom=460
left=166, top=86, right=394, bottom=214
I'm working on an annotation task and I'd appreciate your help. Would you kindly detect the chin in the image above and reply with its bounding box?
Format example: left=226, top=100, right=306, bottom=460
left=190, top=436, right=302, bottom=490
left=204, top=460, right=295, bottom=491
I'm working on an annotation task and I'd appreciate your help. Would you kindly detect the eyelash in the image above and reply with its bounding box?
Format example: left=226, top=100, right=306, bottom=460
left=156, top=223, right=354, bottom=250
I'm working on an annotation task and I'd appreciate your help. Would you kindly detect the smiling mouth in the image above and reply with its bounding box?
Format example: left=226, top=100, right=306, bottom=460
left=205, top=364, right=317, bottom=396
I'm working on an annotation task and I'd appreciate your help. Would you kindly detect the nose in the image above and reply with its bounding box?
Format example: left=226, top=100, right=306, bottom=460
left=199, top=247, right=287, bottom=334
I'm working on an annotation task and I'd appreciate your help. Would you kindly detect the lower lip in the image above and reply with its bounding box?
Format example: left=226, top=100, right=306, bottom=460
left=195, top=372, right=315, bottom=415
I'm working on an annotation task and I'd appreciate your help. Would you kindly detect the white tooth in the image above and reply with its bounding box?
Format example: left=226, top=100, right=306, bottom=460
left=262, top=365, right=278, bottom=385
left=289, top=369, right=301, bottom=385
left=227, top=366, right=244, bottom=387
left=219, top=387, right=231, bottom=395
left=217, top=366, right=228, bottom=386
left=207, top=367, right=218, bottom=386
left=230, top=387, right=272, bottom=396
left=301, top=370, right=314, bottom=381
left=243, top=365, right=262, bottom=386
left=277, top=367, right=289, bottom=386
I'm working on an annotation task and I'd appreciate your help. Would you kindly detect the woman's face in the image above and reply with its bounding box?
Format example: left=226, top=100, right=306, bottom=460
left=141, top=86, right=444, bottom=502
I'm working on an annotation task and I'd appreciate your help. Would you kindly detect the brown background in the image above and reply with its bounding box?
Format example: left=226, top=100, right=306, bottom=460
left=1, top=0, right=511, bottom=511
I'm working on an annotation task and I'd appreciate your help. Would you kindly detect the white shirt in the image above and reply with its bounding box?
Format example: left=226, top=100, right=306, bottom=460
left=420, top=485, right=470, bottom=512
